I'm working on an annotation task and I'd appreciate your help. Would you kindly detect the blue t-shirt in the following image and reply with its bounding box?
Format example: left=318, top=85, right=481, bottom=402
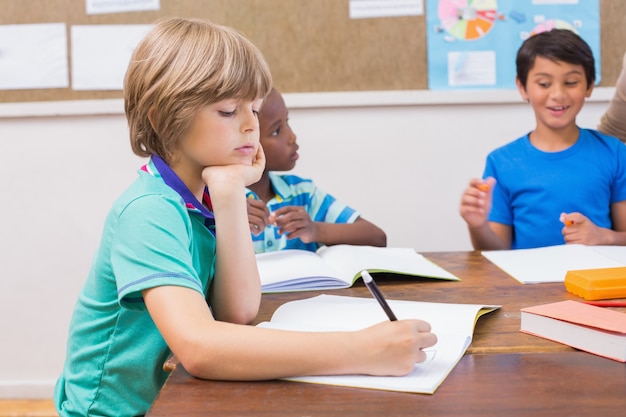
left=55, top=156, right=216, bottom=417
left=484, top=128, right=626, bottom=249
left=245, top=172, right=359, bottom=253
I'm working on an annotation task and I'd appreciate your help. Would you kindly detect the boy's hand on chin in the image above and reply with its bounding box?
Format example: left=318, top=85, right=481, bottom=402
left=202, top=146, right=266, bottom=191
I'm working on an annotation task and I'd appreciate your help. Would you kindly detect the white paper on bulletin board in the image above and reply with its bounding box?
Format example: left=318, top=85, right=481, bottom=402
left=71, top=24, right=153, bottom=90
left=0, top=23, right=69, bottom=90
left=86, top=0, right=160, bottom=15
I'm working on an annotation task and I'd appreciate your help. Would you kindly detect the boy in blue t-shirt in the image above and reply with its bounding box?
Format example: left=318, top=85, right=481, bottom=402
left=246, top=88, right=386, bottom=252
left=460, top=29, right=626, bottom=250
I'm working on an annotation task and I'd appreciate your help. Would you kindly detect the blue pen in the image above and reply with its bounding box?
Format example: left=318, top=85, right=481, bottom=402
left=361, top=270, right=398, bottom=321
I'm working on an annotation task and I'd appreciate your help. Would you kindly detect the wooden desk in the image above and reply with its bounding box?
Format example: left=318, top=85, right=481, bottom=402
left=147, top=251, right=626, bottom=416
left=148, top=352, right=626, bottom=417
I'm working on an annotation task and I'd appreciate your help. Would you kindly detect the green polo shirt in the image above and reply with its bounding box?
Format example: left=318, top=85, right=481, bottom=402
left=55, top=157, right=216, bottom=416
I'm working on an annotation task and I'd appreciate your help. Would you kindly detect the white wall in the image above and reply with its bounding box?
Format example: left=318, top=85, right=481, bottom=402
left=0, top=89, right=613, bottom=398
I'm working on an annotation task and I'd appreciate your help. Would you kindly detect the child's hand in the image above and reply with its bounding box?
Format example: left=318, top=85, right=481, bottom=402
left=201, top=145, right=266, bottom=192
left=247, top=144, right=266, bottom=186
left=354, top=319, right=437, bottom=376
left=459, top=177, right=496, bottom=228
left=270, top=206, right=317, bottom=243
left=247, top=198, right=270, bottom=235
left=560, top=212, right=610, bottom=245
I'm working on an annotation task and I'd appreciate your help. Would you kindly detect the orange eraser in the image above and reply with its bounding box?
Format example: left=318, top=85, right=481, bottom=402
left=564, top=267, right=626, bottom=300
left=477, top=184, right=489, bottom=192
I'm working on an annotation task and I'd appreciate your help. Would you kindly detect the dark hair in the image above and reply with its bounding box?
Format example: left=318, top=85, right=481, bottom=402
left=516, top=29, right=595, bottom=88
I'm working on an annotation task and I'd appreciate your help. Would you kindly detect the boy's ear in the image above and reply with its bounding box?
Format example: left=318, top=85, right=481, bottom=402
left=585, top=82, right=594, bottom=98
left=147, top=106, right=157, bottom=129
left=515, top=77, right=529, bottom=102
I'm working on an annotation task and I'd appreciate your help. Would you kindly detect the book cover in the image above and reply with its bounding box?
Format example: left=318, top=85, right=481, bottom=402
left=520, top=300, right=626, bottom=362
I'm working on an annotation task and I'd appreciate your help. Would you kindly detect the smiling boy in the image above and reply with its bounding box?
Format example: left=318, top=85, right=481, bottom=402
left=459, top=29, right=626, bottom=250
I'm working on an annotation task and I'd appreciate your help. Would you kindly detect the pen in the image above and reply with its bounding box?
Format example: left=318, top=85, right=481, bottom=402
left=583, top=301, right=626, bottom=307
left=361, top=270, right=398, bottom=321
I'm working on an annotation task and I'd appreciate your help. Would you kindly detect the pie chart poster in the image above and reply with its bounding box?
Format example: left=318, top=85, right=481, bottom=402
left=425, top=0, right=601, bottom=90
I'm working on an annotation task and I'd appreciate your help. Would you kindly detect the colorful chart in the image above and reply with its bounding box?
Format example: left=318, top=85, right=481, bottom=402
left=530, top=19, right=577, bottom=37
left=438, top=0, right=498, bottom=41
left=426, top=0, right=601, bottom=90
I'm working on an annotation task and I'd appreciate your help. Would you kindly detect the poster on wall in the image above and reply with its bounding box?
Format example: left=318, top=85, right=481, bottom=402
left=425, top=0, right=600, bottom=90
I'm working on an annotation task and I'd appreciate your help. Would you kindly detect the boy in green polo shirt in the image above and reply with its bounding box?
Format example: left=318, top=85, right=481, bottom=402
left=54, top=17, right=436, bottom=417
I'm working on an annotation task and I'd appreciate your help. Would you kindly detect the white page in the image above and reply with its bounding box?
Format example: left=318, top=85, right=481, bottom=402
left=258, top=294, right=498, bottom=394
left=591, top=245, right=626, bottom=265
left=71, top=24, right=153, bottom=90
left=482, top=244, right=624, bottom=284
left=317, top=245, right=459, bottom=281
left=0, top=23, right=68, bottom=90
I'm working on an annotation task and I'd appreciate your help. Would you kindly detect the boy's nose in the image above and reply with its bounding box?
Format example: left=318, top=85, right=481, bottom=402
left=242, top=111, right=259, bottom=132
left=287, top=127, right=297, bottom=144
left=549, top=84, right=566, bottom=99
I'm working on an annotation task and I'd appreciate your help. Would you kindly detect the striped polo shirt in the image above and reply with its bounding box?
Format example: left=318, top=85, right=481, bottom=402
left=246, top=172, right=359, bottom=253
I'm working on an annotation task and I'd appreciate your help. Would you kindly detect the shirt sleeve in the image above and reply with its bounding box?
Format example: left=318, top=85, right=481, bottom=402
left=308, top=183, right=360, bottom=224
left=111, top=193, right=205, bottom=310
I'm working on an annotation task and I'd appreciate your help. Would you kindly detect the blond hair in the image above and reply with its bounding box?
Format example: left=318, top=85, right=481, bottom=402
left=124, top=18, right=273, bottom=162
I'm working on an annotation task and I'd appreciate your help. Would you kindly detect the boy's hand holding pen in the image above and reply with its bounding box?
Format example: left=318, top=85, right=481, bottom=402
left=460, top=177, right=496, bottom=228
left=560, top=212, right=575, bottom=227
left=360, top=270, right=437, bottom=367
left=362, top=270, right=397, bottom=321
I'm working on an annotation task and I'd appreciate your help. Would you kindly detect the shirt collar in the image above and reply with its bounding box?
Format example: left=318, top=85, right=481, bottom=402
left=143, top=155, right=215, bottom=224
left=268, top=172, right=294, bottom=202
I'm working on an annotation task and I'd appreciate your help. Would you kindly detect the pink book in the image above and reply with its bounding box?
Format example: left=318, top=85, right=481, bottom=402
left=520, top=300, right=626, bottom=362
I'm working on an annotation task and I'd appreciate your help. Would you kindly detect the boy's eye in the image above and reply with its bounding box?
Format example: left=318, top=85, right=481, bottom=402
left=565, top=80, right=579, bottom=87
left=253, top=110, right=260, bottom=117
left=219, top=110, right=236, bottom=117
left=271, top=128, right=280, bottom=137
left=538, top=82, right=550, bottom=88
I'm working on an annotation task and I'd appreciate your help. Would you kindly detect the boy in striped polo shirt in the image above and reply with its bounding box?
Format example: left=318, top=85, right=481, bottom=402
left=246, top=88, right=386, bottom=253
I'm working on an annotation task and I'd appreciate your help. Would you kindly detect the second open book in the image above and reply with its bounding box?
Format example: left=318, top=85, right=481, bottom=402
left=256, top=245, right=459, bottom=293
left=258, top=294, right=499, bottom=394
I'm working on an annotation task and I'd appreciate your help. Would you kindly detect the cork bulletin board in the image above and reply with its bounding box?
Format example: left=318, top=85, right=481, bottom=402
left=0, top=0, right=624, bottom=103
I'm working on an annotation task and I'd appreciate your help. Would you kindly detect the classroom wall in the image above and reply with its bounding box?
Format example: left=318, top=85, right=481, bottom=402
left=0, top=89, right=613, bottom=397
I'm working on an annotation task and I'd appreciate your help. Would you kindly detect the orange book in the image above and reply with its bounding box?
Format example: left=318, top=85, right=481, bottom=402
left=520, top=300, right=626, bottom=362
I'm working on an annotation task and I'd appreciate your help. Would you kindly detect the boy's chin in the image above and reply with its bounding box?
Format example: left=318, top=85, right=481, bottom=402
left=234, top=157, right=254, bottom=166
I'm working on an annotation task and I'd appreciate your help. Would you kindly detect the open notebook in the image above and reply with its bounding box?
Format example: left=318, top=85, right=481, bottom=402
left=256, top=245, right=459, bottom=293
left=257, top=294, right=499, bottom=394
